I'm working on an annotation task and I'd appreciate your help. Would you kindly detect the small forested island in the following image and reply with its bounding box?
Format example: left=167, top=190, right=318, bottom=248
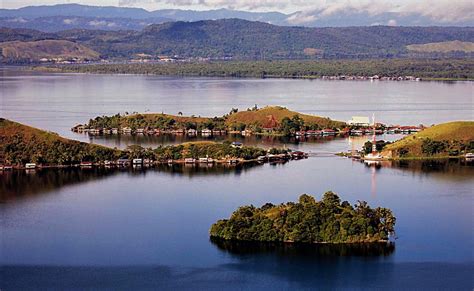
left=381, top=121, right=474, bottom=159
left=0, top=118, right=297, bottom=168
left=73, top=106, right=345, bottom=137
left=210, top=192, right=396, bottom=244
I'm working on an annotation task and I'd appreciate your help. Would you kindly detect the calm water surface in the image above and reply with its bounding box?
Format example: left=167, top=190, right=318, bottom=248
left=1, top=68, right=473, bottom=289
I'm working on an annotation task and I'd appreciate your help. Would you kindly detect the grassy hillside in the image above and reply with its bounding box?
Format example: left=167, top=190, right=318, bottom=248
left=382, top=122, right=474, bottom=159
left=407, top=41, right=474, bottom=53
left=0, top=40, right=99, bottom=62
left=225, top=106, right=344, bottom=129
left=0, top=118, right=119, bottom=165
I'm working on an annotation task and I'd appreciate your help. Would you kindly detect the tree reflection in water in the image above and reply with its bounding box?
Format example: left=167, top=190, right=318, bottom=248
left=210, top=237, right=395, bottom=258
left=0, top=163, right=261, bottom=202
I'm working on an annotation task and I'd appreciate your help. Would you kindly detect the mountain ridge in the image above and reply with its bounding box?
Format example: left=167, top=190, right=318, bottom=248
left=1, top=19, right=473, bottom=61
left=1, top=3, right=473, bottom=30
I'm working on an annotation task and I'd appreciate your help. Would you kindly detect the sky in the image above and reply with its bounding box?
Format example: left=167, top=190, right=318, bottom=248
left=2, top=0, right=473, bottom=23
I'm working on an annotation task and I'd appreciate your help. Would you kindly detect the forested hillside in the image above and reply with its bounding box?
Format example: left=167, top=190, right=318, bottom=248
left=2, top=19, right=473, bottom=60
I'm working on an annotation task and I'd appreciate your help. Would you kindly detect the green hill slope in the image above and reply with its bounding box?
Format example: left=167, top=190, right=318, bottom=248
left=0, top=118, right=119, bottom=165
left=382, top=121, right=474, bottom=159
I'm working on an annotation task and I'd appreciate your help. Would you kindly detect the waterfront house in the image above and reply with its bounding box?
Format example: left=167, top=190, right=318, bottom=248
left=89, top=128, right=101, bottom=135
left=172, top=129, right=185, bottom=135
left=111, top=128, right=119, bottom=134
left=212, top=130, right=222, bottom=135
left=199, top=157, right=214, bottom=163
left=348, top=116, right=370, bottom=126
left=185, top=158, right=196, bottom=164
left=262, top=114, right=278, bottom=132
left=25, top=163, right=36, bottom=169
left=117, top=158, right=130, bottom=167
left=71, top=124, right=85, bottom=132
left=104, top=160, right=114, bottom=167
left=400, top=126, right=421, bottom=134
left=103, top=129, right=112, bottom=135
left=133, top=158, right=143, bottom=165
left=187, top=129, right=197, bottom=136
left=322, top=129, right=336, bottom=135
left=201, top=129, right=212, bottom=136
left=122, top=127, right=132, bottom=134
left=296, top=131, right=306, bottom=136
left=136, top=128, right=145, bottom=134
left=80, top=161, right=93, bottom=167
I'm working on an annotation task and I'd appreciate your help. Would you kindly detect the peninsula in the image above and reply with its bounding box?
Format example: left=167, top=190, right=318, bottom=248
left=0, top=118, right=300, bottom=169
left=381, top=121, right=474, bottom=159
left=210, top=192, right=396, bottom=243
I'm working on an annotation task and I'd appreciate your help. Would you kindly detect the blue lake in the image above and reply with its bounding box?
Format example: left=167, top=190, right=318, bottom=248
left=1, top=69, right=473, bottom=289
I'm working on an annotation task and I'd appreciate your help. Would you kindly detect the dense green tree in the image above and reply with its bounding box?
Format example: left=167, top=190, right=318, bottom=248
left=210, top=192, right=396, bottom=243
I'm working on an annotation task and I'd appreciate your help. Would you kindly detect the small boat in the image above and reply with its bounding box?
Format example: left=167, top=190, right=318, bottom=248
left=104, top=160, right=115, bottom=167
left=364, top=153, right=384, bottom=161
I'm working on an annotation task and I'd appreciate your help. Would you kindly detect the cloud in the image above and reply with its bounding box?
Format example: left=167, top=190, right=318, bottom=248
left=63, top=18, right=77, bottom=24
left=7, top=17, right=27, bottom=23
left=118, top=0, right=474, bottom=24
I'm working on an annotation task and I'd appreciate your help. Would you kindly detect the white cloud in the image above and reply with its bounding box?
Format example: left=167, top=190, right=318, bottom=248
left=7, top=17, right=28, bottom=23
left=118, top=0, right=473, bottom=24
left=63, top=18, right=76, bottom=24
left=88, top=20, right=107, bottom=26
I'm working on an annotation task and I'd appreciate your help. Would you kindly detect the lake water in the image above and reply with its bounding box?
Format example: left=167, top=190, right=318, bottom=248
left=1, top=68, right=473, bottom=289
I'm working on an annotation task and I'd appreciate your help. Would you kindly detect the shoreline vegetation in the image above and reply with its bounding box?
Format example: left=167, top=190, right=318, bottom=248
left=33, top=59, right=474, bottom=81
left=210, top=192, right=396, bottom=244
left=0, top=118, right=307, bottom=170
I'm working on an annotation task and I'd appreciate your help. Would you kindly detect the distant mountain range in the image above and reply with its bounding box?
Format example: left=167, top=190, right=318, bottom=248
left=1, top=19, right=473, bottom=62
left=0, top=4, right=473, bottom=32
